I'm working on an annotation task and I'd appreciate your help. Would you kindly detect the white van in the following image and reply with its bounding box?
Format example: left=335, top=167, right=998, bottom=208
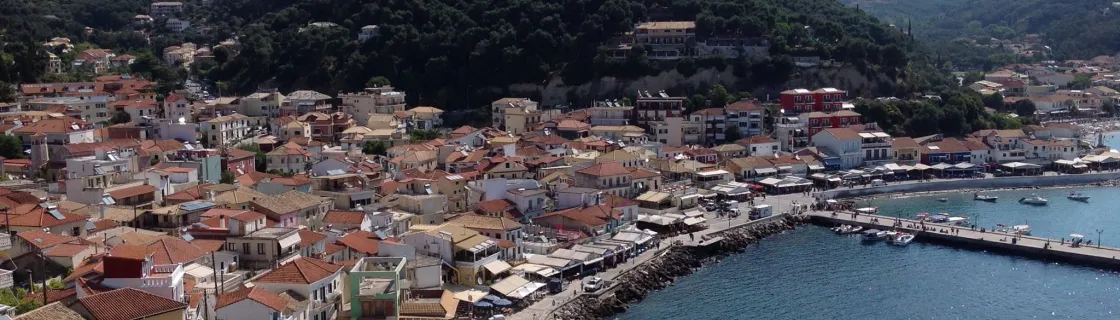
left=871, top=179, right=886, bottom=187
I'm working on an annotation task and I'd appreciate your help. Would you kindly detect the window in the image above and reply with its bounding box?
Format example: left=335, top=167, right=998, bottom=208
left=242, top=243, right=250, bottom=254
left=227, top=243, right=235, bottom=251
left=258, top=243, right=265, bottom=254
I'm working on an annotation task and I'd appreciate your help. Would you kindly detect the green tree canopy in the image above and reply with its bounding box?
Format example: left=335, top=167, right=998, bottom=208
left=110, top=111, right=131, bottom=124
left=363, top=141, right=387, bottom=156
left=366, top=76, right=391, bottom=88
left=707, top=85, right=733, bottom=108
left=0, top=136, right=23, bottom=159
left=1014, top=99, right=1037, bottom=118
left=724, top=126, right=742, bottom=142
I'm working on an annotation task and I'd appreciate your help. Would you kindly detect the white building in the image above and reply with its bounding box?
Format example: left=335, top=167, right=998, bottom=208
left=812, top=127, right=864, bottom=169
left=202, top=113, right=251, bottom=147
left=216, top=286, right=296, bottom=320
left=27, top=96, right=111, bottom=124
left=338, top=87, right=406, bottom=124
left=163, top=93, right=191, bottom=120
left=252, top=257, right=343, bottom=320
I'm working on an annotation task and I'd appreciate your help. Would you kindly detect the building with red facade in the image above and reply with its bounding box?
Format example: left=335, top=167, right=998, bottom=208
left=801, top=110, right=862, bottom=137
left=779, top=87, right=847, bottom=113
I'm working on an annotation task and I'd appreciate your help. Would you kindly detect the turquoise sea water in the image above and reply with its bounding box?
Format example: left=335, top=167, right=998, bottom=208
left=618, top=190, right=1120, bottom=320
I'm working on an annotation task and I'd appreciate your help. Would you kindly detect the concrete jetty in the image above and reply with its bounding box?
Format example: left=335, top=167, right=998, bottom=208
left=807, top=211, right=1120, bottom=268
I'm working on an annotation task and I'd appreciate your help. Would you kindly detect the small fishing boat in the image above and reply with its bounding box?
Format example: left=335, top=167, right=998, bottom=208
left=974, top=193, right=998, bottom=202
left=1067, top=192, right=1090, bottom=202
left=893, top=233, right=915, bottom=246
left=833, top=225, right=851, bottom=233
left=845, top=226, right=864, bottom=234
left=1018, top=194, right=1048, bottom=205
left=1012, top=224, right=1032, bottom=235
left=862, top=229, right=887, bottom=241
left=937, top=198, right=949, bottom=202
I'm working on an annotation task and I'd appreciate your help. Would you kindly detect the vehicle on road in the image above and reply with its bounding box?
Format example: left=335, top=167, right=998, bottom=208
left=582, top=276, right=604, bottom=292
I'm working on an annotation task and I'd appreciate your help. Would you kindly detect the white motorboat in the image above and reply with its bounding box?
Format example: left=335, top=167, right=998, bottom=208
left=833, top=225, right=851, bottom=233
left=1018, top=194, right=1048, bottom=205
left=893, top=233, right=915, bottom=246
left=862, top=229, right=887, bottom=241
left=937, top=198, right=949, bottom=202
left=974, top=193, right=998, bottom=202
left=1067, top=192, right=1090, bottom=202
left=1011, top=224, right=1031, bottom=235
left=845, top=226, right=864, bottom=234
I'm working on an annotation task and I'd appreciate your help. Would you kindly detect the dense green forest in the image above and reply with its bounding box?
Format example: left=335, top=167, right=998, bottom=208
left=1, top=0, right=936, bottom=108
left=844, top=0, right=1120, bottom=69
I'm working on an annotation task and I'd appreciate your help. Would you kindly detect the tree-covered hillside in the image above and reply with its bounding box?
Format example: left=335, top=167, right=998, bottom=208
left=3, top=0, right=929, bottom=108
left=845, top=0, right=1120, bottom=67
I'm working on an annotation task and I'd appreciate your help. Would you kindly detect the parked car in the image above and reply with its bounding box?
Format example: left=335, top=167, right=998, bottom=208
left=582, top=276, right=604, bottom=292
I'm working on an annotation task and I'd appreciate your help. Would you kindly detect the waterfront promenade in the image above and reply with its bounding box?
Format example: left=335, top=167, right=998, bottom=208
left=507, top=199, right=800, bottom=320
left=807, top=211, right=1120, bottom=268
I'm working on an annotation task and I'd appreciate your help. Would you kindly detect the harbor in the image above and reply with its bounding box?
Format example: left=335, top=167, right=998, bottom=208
left=808, top=210, right=1120, bottom=268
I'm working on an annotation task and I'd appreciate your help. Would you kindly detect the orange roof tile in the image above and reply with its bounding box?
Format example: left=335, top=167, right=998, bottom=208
left=576, top=162, right=630, bottom=177
left=79, top=288, right=187, bottom=320
left=322, top=210, right=366, bottom=226
left=254, top=257, right=342, bottom=284
left=107, top=184, right=157, bottom=200
left=216, top=286, right=288, bottom=312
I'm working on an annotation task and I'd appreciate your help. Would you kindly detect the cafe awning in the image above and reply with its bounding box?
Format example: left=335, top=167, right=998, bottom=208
left=683, top=217, right=706, bottom=226
left=636, top=191, right=672, bottom=203
left=510, top=263, right=559, bottom=278
left=491, top=275, right=530, bottom=296
left=808, top=164, right=825, bottom=170
left=483, top=260, right=512, bottom=274
left=754, top=167, right=778, bottom=174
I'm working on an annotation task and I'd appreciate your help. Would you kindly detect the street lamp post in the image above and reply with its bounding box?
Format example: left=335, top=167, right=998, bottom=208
left=1097, top=229, right=1104, bottom=248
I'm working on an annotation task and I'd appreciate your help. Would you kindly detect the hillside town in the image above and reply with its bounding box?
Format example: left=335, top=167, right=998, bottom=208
left=8, top=21, right=1120, bottom=318
left=0, top=55, right=1114, bottom=319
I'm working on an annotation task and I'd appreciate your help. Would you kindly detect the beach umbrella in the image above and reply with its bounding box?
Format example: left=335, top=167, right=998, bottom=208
left=492, top=299, right=513, bottom=307
left=1070, top=234, right=1085, bottom=239
left=475, top=301, right=494, bottom=308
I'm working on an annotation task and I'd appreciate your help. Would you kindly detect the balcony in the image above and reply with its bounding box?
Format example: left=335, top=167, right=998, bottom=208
left=0, top=269, right=11, bottom=289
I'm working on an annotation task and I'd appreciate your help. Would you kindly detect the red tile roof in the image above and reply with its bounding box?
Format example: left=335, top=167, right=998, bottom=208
left=189, top=239, right=226, bottom=254
left=337, top=231, right=380, bottom=255
left=17, top=231, right=78, bottom=250
left=628, top=168, right=660, bottom=179
left=535, top=204, right=622, bottom=227
left=6, top=206, right=86, bottom=228
left=297, top=229, right=327, bottom=247
left=107, top=184, right=157, bottom=200
left=13, top=118, right=90, bottom=135
left=109, top=244, right=151, bottom=260
left=216, top=286, right=289, bottom=312
left=254, top=257, right=342, bottom=284
left=322, top=210, right=366, bottom=226
left=576, top=162, right=630, bottom=177
left=146, top=237, right=206, bottom=265
left=164, top=183, right=216, bottom=202
left=725, top=100, right=764, bottom=111
left=475, top=199, right=516, bottom=214
left=78, top=288, right=187, bottom=320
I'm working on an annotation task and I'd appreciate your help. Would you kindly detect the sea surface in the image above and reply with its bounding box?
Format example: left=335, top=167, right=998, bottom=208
left=618, top=190, right=1120, bottom=320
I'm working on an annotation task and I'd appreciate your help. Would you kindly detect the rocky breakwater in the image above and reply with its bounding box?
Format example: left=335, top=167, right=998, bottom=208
left=552, top=215, right=809, bottom=320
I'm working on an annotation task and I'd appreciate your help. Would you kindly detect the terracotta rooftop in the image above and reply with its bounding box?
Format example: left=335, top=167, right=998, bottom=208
left=576, top=162, right=630, bottom=177
left=254, top=257, right=342, bottom=284
left=78, top=288, right=187, bottom=320
left=107, top=184, right=157, bottom=200
left=297, top=229, right=327, bottom=247
left=12, top=301, right=83, bottom=320
left=322, top=210, right=367, bottom=226
left=534, top=204, right=622, bottom=227
left=336, top=230, right=380, bottom=255
left=217, top=286, right=289, bottom=312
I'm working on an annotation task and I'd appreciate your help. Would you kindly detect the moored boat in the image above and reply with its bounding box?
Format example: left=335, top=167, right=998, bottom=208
left=1067, top=192, right=1090, bottom=202
left=974, top=193, right=998, bottom=202
left=937, top=198, right=949, bottom=202
left=845, top=226, right=864, bottom=234
left=862, top=229, right=887, bottom=241
left=893, top=233, right=915, bottom=246
left=1019, top=194, right=1048, bottom=205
